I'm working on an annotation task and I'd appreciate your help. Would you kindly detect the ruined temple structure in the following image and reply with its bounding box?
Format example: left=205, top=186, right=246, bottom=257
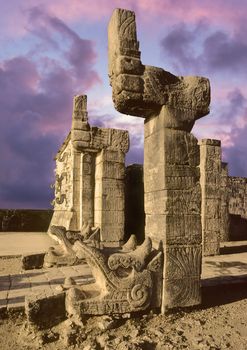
left=49, top=94, right=129, bottom=249
left=200, top=139, right=247, bottom=254
left=108, top=8, right=210, bottom=311
left=24, top=8, right=247, bottom=327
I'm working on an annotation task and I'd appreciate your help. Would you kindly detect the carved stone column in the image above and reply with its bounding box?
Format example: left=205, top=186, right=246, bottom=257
left=80, top=152, right=95, bottom=227
left=94, top=149, right=125, bottom=246
left=220, top=162, right=230, bottom=242
left=199, top=139, right=221, bottom=256
left=108, top=8, right=210, bottom=311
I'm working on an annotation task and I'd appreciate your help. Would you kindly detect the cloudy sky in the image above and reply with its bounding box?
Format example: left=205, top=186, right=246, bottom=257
left=0, top=0, right=246, bottom=209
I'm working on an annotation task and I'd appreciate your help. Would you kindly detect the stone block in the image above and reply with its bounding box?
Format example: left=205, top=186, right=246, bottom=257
left=145, top=214, right=201, bottom=245
left=145, top=128, right=199, bottom=168
left=162, top=245, right=201, bottom=309
left=203, top=241, right=220, bottom=256
left=199, top=139, right=221, bottom=146
left=73, top=95, right=87, bottom=114
left=22, top=253, right=45, bottom=270
left=203, top=229, right=219, bottom=242
left=72, top=152, right=81, bottom=169
left=94, top=210, right=124, bottom=226
left=94, top=195, right=124, bottom=211
left=108, top=129, right=129, bottom=153
left=80, top=176, right=93, bottom=191
left=115, top=55, right=143, bottom=75
left=145, top=187, right=201, bottom=216
left=100, top=225, right=124, bottom=242
left=25, top=291, right=66, bottom=329
left=95, top=150, right=125, bottom=163
left=81, top=163, right=93, bottom=176
left=72, top=119, right=89, bottom=130
left=72, top=130, right=91, bottom=142
left=205, top=218, right=221, bottom=232
left=146, top=164, right=200, bottom=193
left=204, top=198, right=221, bottom=218
left=115, top=74, right=143, bottom=94
left=163, top=277, right=201, bottom=309
left=72, top=140, right=90, bottom=149
left=94, top=178, right=124, bottom=198
left=95, top=161, right=125, bottom=180
left=164, top=174, right=198, bottom=190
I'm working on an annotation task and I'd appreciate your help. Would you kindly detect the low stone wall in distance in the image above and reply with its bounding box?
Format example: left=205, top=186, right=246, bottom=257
left=0, top=209, right=53, bottom=232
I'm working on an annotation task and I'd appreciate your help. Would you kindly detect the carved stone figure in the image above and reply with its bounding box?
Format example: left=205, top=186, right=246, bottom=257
left=108, top=8, right=210, bottom=311
left=43, top=225, right=100, bottom=268
left=66, top=236, right=163, bottom=316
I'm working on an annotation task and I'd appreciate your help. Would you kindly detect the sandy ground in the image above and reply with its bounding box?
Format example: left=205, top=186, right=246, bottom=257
left=0, top=232, right=55, bottom=256
left=0, top=256, right=23, bottom=275
left=0, top=257, right=246, bottom=350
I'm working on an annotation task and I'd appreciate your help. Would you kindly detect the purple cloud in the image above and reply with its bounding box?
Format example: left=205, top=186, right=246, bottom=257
left=196, top=89, right=247, bottom=177
left=161, top=22, right=247, bottom=76
left=221, top=90, right=247, bottom=177
left=161, top=23, right=247, bottom=178
left=0, top=9, right=100, bottom=208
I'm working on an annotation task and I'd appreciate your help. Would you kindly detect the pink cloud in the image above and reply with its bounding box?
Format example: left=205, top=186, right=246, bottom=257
left=2, top=0, right=246, bottom=40
left=0, top=11, right=101, bottom=208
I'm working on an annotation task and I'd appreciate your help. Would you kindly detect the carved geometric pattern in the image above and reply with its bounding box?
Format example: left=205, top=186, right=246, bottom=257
left=165, top=245, right=201, bottom=279
left=164, top=245, right=201, bottom=307
left=119, top=12, right=135, bottom=39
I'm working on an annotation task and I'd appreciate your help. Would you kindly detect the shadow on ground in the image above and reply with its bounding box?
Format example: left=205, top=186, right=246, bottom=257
left=204, top=260, right=247, bottom=275
left=202, top=280, right=247, bottom=309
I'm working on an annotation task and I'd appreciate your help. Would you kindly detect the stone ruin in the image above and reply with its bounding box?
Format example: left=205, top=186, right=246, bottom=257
left=49, top=94, right=129, bottom=248
left=22, top=8, right=247, bottom=329
left=108, top=8, right=210, bottom=311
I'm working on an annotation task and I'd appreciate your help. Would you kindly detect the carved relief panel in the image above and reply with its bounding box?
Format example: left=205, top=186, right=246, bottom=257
left=53, top=141, right=73, bottom=210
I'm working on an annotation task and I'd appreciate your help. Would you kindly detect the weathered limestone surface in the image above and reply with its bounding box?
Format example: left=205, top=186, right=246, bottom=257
left=108, top=8, right=210, bottom=311
left=228, top=176, right=247, bottom=240
left=228, top=176, right=247, bottom=218
left=199, top=139, right=222, bottom=256
left=49, top=95, right=129, bottom=247
left=94, top=150, right=125, bottom=244
left=220, top=162, right=230, bottom=242
left=22, top=253, right=45, bottom=270
left=66, top=236, right=163, bottom=315
left=43, top=225, right=100, bottom=268
left=26, top=291, right=66, bottom=329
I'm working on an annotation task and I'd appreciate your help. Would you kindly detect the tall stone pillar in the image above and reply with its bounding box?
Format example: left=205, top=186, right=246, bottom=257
left=199, top=139, right=221, bottom=256
left=80, top=152, right=95, bottom=227
left=94, top=149, right=125, bottom=246
left=145, top=112, right=202, bottom=308
left=71, top=150, right=81, bottom=230
left=108, top=8, right=210, bottom=311
left=220, top=162, right=230, bottom=242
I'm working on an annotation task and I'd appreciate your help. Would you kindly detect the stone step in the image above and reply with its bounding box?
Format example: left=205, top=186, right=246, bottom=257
left=0, top=264, right=93, bottom=312
left=220, top=241, right=247, bottom=255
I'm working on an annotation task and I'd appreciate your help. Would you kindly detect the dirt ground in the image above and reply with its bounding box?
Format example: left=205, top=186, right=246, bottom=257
left=0, top=256, right=23, bottom=275
left=0, top=257, right=246, bottom=350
